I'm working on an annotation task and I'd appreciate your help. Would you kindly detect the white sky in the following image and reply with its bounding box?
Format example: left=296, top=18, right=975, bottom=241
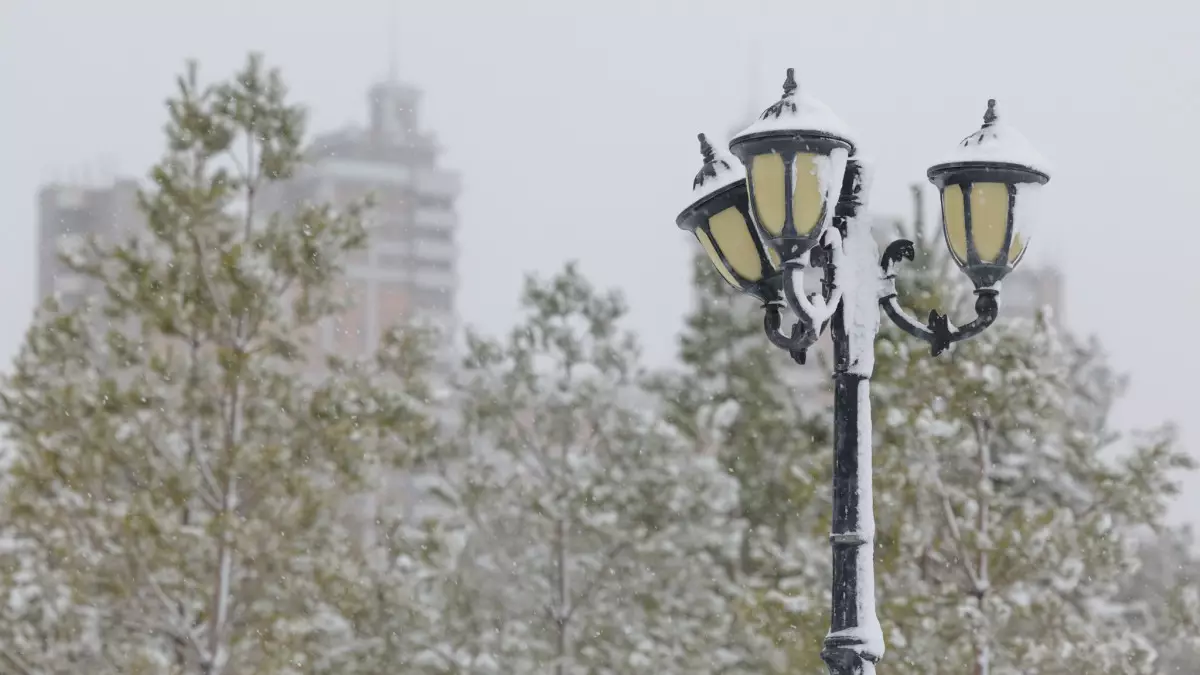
left=3, top=0, right=1199, bottom=522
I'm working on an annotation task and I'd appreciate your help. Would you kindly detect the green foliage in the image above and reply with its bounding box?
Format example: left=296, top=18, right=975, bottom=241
left=653, top=252, right=833, bottom=673
left=1119, top=527, right=1200, bottom=672
left=388, top=263, right=743, bottom=673
left=869, top=220, right=1195, bottom=674
left=0, top=55, right=436, bottom=675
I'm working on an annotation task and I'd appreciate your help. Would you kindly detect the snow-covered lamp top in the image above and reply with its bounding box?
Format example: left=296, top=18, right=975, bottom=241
left=926, top=99, right=1051, bottom=290
left=690, top=133, right=746, bottom=202
left=728, top=68, right=855, bottom=263
left=730, top=68, right=855, bottom=149
left=930, top=99, right=1050, bottom=178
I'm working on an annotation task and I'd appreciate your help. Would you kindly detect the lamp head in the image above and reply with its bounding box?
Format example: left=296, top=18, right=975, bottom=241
left=729, top=68, right=856, bottom=264
left=927, top=99, right=1051, bottom=288
left=677, top=133, right=780, bottom=302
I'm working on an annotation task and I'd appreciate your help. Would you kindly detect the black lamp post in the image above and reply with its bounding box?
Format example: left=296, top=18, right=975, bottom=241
left=676, top=70, right=1050, bottom=675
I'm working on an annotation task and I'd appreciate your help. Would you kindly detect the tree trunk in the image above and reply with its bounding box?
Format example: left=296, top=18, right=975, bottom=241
left=556, top=515, right=569, bottom=675
left=973, top=420, right=993, bottom=675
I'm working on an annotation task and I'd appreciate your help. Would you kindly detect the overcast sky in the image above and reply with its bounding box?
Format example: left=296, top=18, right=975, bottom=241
left=2, top=0, right=1199, bottom=522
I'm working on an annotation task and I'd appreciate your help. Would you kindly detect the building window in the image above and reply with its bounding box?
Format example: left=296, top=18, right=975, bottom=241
left=413, top=208, right=456, bottom=230
left=413, top=258, right=453, bottom=273
left=413, top=238, right=456, bottom=261
left=369, top=218, right=409, bottom=241
left=410, top=286, right=452, bottom=312
left=411, top=226, right=452, bottom=244
left=377, top=281, right=410, bottom=331
left=377, top=253, right=408, bottom=270
left=373, top=189, right=409, bottom=213
left=417, top=195, right=454, bottom=210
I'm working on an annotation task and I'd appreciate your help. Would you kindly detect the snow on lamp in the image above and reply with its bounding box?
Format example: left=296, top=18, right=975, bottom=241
left=676, top=133, right=780, bottom=302
left=927, top=99, right=1051, bottom=289
left=729, top=68, right=856, bottom=264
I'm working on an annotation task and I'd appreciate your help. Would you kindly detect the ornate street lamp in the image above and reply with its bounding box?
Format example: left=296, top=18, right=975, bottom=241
left=883, top=98, right=1051, bottom=356
left=678, top=72, right=1050, bottom=675
left=676, top=133, right=781, bottom=303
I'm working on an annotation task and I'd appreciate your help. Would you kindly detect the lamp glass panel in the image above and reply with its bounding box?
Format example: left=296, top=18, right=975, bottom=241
left=696, top=229, right=740, bottom=288
left=791, top=153, right=825, bottom=236
left=1010, top=232, right=1027, bottom=265
left=942, top=184, right=968, bottom=263
left=970, top=182, right=1010, bottom=263
left=751, top=153, right=787, bottom=236
left=1010, top=182, right=1044, bottom=266
left=709, top=207, right=763, bottom=282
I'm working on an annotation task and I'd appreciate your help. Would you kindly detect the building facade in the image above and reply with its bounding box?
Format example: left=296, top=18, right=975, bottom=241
left=36, top=75, right=461, bottom=376
left=259, top=77, right=461, bottom=363
left=36, top=178, right=141, bottom=311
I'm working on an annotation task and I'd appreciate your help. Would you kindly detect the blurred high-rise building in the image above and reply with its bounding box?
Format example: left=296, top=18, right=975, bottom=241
left=260, top=75, right=461, bottom=364
left=36, top=74, right=461, bottom=372
left=37, top=178, right=142, bottom=312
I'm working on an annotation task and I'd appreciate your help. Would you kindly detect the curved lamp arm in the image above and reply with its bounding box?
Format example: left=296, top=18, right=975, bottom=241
left=784, top=228, right=845, bottom=328
left=878, top=239, right=999, bottom=357
left=761, top=227, right=848, bottom=364
left=764, top=302, right=820, bottom=364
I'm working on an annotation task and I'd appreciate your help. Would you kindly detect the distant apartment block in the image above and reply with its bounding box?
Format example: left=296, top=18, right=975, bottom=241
left=37, top=178, right=142, bottom=311
left=37, top=76, right=460, bottom=372
left=259, top=76, right=460, bottom=364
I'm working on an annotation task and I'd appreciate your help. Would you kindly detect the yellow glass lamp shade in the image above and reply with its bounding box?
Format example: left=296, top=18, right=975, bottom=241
left=928, top=99, right=1050, bottom=289
left=729, top=68, right=854, bottom=264
left=968, top=183, right=1010, bottom=263
left=696, top=228, right=739, bottom=288
left=791, top=153, right=826, bottom=237
left=942, top=184, right=968, bottom=263
left=708, top=206, right=764, bottom=281
left=750, top=153, right=787, bottom=237
left=677, top=134, right=781, bottom=302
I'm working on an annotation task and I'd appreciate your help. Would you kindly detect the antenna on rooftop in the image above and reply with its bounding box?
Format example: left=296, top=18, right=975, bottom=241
left=746, top=44, right=761, bottom=120
left=387, top=0, right=399, bottom=84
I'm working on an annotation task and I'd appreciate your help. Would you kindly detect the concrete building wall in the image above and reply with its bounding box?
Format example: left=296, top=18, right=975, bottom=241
left=37, top=178, right=142, bottom=311
left=259, top=77, right=461, bottom=372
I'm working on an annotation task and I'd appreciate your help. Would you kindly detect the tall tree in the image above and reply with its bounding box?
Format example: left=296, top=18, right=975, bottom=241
left=1117, top=526, right=1200, bottom=673
left=0, top=55, right=437, bottom=675
left=654, top=252, right=833, bottom=673
left=395, top=265, right=743, bottom=674
left=865, top=199, right=1195, bottom=674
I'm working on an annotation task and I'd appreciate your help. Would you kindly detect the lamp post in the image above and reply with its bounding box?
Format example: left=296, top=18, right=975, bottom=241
left=676, top=69, right=1050, bottom=675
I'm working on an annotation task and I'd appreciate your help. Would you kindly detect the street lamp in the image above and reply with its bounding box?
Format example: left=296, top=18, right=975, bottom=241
left=676, top=133, right=781, bottom=303
left=676, top=70, right=1050, bottom=675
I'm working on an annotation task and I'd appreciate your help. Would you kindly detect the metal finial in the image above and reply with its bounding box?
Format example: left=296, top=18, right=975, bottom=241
left=760, top=68, right=800, bottom=120
left=387, top=0, right=399, bottom=83
left=782, top=68, right=798, bottom=98
left=983, top=99, right=997, bottom=127
left=698, top=133, right=716, bottom=164
left=693, top=132, right=731, bottom=190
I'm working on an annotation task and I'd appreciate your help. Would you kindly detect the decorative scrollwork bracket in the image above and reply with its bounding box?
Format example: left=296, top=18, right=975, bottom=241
left=878, top=238, right=999, bottom=357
